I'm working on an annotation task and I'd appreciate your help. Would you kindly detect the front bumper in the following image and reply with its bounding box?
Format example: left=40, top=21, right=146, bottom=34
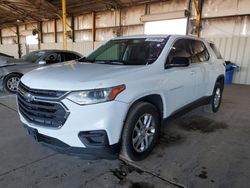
left=18, top=98, right=129, bottom=159
left=24, top=125, right=120, bottom=159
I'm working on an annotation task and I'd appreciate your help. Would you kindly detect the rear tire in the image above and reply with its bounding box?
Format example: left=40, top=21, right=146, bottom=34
left=204, top=82, right=223, bottom=113
left=120, top=102, right=160, bottom=161
left=3, top=73, right=21, bottom=94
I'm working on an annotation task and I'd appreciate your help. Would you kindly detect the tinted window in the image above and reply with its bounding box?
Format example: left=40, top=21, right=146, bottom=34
left=63, top=53, right=77, bottom=61
left=210, top=43, right=222, bottom=59
left=189, top=40, right=209, bottom=63
left=167, top=39, right=192, bottom=64
left=21, top=51, right=46, bottom=63
left=44, top=53, right=61, bottom=64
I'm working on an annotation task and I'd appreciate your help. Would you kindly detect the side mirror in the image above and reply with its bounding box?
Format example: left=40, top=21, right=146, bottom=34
left=165, top=57, right=189, bottom=69
left=38, top=60, right=46, bottom=65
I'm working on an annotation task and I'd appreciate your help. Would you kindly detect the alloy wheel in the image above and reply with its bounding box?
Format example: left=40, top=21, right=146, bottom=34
left=7, top=77, right=20, bottom=92
left=132, top=113, right=156, bottom=153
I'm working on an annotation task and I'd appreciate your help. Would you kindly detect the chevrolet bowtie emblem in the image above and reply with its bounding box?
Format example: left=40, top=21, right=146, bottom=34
left=24, top=93, right=35, bottom=102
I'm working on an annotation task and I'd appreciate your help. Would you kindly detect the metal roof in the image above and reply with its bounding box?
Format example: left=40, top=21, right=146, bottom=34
left=0, top=0, right=167, bottom=26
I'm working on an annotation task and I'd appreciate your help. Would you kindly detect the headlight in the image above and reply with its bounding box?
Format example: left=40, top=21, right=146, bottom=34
left=66, top=85, right=126, bottom=105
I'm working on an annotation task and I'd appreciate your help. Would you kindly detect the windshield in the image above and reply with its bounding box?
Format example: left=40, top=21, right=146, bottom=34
left=80, top=37, right=168, bottom=65
left=21, top=51, right=46, bottom=63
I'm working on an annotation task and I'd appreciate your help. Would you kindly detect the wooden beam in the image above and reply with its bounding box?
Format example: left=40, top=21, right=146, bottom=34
left=16, top=25, right=21, bottom=58
left=38, top=21, right=43, bottom=49
left=92, top=11, right=95, bottom=50
left=54, top=19, right=57, bottom=43
left=0, top=29, right=2, bottom=45
left=71, top=16, right=75, bottom=42
left=38, top=21, right=43, bottom=43
left=186, top=0, right=192, bottom=35
left=0, top=2, right=40, bottom=22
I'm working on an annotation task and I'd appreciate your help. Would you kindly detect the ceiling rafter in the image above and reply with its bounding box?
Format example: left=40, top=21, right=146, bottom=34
left=0, top=0, right=168, bottom=26
left=0, top=1, right=41, bottom=22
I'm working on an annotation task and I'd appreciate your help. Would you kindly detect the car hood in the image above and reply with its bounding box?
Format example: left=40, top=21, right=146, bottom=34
left=21, top=61, right=147, bottom=90
left=0, top=58, right=30, bottom=68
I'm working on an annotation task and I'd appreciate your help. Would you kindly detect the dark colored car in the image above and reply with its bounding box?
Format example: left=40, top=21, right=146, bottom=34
left=0, top=52, right=14, bottom=58
left=0, top=50, right=82, bottom=93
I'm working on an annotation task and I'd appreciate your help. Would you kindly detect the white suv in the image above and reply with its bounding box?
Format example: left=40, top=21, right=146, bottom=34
left=17, top=35, right=225, bottom=161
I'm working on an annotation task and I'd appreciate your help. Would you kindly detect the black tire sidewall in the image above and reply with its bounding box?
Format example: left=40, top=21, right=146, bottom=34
left=211, top=82, right=223, bottom=113
left=3, top=74, right=21, bottom=93
left=123, top=102, right=160, bottom=161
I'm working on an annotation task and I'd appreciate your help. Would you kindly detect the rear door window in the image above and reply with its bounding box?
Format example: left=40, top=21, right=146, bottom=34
left=166, top=39, right=192, bottom=65
left=44, top=53, right=61, bottom=64
left=189, top=40, right=210, bottom=63
left=63, top=53, right=78, bottom=61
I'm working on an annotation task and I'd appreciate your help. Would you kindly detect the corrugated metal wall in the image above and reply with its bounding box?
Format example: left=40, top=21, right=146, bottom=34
left=201, top=8, right=250, bottom=85
left=209, top=37, right=250, bottom=85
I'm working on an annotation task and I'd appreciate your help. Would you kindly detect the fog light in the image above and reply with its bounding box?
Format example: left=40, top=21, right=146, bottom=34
left=78, top=130, right=109, bottom=147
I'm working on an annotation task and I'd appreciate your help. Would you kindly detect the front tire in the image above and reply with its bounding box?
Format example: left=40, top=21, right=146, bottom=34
left=3, top=73, right=21, bottom=94
left=120, top=102, right=160, bottom=161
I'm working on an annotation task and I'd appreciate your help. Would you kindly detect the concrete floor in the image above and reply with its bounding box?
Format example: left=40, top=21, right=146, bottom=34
left=0, top=85, right=249, bottom=188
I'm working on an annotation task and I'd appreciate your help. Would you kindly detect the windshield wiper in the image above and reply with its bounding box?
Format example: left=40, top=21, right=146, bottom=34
left=97, top=60, right=124, bottom=65
left=78, top=57, right=95, bottom=63
left=78, top=58, right=125, bottom=65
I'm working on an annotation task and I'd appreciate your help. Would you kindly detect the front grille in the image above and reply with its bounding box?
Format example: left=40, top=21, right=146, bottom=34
left=18, top=82, right=66, bottom=99
left=17, top=83, right=69, bottom=128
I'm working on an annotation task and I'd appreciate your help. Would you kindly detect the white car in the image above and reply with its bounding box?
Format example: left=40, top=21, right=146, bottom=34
left=17, top=35, right=225, bottom=161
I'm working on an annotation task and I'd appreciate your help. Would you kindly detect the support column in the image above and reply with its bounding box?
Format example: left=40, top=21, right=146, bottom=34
left=193, top=0, right=203, bottom=37
left=38, top=21, right=43, bottom=49
left=54, top=19, right=57, bottom=43
left=71, top=16, right=75, bottom=42
left=62, top=0, right=67, bottom=50
left=92, top=11, right=95, bottom=50
left=16, top=25, right=21, bottom=58
left=0, top=29, right=2, bottom=45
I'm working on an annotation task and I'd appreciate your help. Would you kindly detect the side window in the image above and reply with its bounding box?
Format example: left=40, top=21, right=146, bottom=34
left=75, top=55, right=81, bottom=59
left=209, top=43, right=222, bottom=59
left=63, top=53, right=78, bottom=61
left=44, top=53, right=61, bottom=64
left=166, top=39, right=192, bottom=64
left=189, top=40, right=210, bottom=63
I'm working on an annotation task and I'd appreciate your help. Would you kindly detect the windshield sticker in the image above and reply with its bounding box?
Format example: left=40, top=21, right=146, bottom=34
left=145, top=38, right=165, bottom=42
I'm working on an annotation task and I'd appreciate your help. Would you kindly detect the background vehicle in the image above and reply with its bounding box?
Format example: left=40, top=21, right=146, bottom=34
left=0, top=52, right=14, bottom=58
left=17, top=35, right=225, bottom=161
left=0, top=50, right=82, bottom=93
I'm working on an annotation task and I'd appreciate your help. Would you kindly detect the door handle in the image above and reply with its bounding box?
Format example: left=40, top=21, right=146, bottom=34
left=190, top=70, right=196, bottom=75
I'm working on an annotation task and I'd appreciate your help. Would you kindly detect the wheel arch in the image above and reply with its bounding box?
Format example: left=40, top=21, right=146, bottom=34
left=125, top=93, right=165, bottom=122
left=119, top=93, right=165, bottom=158
left=3, top=72, right=23, bottom=81
left=215, top=74, right=225, bottom=90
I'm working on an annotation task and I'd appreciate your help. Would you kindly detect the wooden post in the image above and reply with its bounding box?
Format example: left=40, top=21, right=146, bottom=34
left=16, top=25, right=21, bottom=58
left=38, top=21, right=43, bottom=49
left=54, top=19, right=57, bottom=43
left=71, top=16, right=75, bottom=43
left=0, top=29, right=2, bottom=45
left=92, top=11, right=95, bottom=50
